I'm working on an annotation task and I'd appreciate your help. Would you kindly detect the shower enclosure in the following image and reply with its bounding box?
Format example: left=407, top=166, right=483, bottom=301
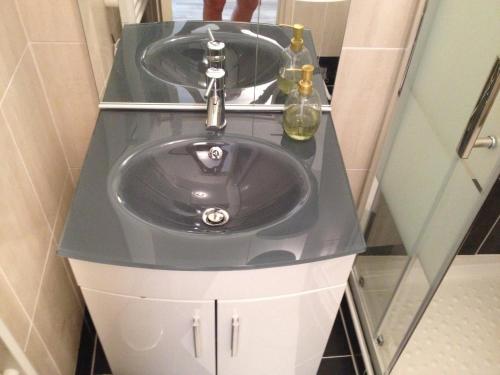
left=349, top=0, right=500, bottom=373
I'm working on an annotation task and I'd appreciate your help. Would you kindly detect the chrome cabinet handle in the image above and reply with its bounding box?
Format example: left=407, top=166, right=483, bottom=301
left=193, top=316, right=201, bottom=358
left=457, top=57, right=499, bottom=159
left=231, top=314, right=240, bottom=357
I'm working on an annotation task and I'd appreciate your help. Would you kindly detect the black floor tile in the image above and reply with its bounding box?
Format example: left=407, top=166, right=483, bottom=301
left=317, top=357, right=356, bottom=375
left=93, top=338, right=112, bottom=374
left=323, top=310, right=351, bottom=356
left=459, top=176, right=499, bottom=254
left=75, top=313, right=96, bottom=375
left=341, top=297, right=366, bottom=374
left=353, top=353, right=366, bottom=375
left=340, top=298, right=361, bottom=355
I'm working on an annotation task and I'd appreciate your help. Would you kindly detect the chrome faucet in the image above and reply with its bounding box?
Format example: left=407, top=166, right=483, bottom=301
left=205, top=67, right=226, bottom=130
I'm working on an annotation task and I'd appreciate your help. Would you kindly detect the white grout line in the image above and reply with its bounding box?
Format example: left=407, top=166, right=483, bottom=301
left=475, top=214, right=500, bottom=255
left=323, top=354, right=353, bottom=359
left=30, top=326, right=63, bottom=375
left=23, top=172, right=70, bottom=351
left=0, top=44, right=29, bottom=107
left=342, top=46, right=405, bottom=51
left=23, top=225, right=56, bottom=352
left=0, top=319, right=38, bottom=375
left=0, top=264, right=34, bottom=349
left=27, top=40, right=73, bottom=174
left=0, top=108, right=53, bottom=233
left=13, top=0, right=72, bottom=175
left=30, top=41, right=84, bottom=45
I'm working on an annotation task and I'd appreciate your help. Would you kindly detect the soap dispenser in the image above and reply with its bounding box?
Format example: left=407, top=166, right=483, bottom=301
left=283, top=64, right=321, bottom=141
left=278, top=24, right=314, bottom=95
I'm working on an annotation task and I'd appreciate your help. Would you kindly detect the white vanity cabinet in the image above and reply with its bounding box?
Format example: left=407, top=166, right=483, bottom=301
left=82, top=289, right=216, bottom=375
left=70, top=255, right=355, bottom=375
left=217, top=286, right=344, bottom=375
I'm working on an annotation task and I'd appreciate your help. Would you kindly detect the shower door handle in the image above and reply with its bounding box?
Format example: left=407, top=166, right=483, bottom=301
left=457, top=57, right=499, bottom=159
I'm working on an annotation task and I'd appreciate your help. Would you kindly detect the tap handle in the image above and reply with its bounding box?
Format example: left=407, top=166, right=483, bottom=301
left=207, top=30, right=225, bottom=68
left=207, top=28, right=215, bottom=42
left=205, top=78, right=215, bottom=98
left=204, top=68, right=225, bottom=98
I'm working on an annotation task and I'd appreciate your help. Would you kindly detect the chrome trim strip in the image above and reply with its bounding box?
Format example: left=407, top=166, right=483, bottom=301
left=345, top=284, right=376, bottom=375
left=99, top=102, right=332, bottom=112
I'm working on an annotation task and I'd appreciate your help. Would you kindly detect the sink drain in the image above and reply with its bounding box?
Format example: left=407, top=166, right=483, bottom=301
left=202, top=207, right=229, bottom=226
left=208, top=146, right=223, bottom=160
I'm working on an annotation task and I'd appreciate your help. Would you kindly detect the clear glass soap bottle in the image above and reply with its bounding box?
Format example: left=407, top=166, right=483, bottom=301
left=278, top=24, right=314, bottom=95
left=283, top=64, right=321, bottom=141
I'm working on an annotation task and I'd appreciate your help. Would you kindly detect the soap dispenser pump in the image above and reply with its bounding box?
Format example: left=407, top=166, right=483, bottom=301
left=283, top=64, right=321, bottom=141
left=278, top=24, right=314, bottom=95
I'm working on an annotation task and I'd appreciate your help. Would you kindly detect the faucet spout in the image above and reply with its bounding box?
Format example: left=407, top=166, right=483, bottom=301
left=205, top=68, right=226, bottom=130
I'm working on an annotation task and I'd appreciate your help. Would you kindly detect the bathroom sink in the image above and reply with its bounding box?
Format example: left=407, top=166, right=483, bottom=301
left=141, top=31, right=283, bottom=90
left=109, top=135, right=311, bottom=233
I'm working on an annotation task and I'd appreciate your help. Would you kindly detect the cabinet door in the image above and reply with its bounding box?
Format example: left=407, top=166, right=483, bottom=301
left=82, top=288, right=215, bottom=375
left=217, top=285, right=345, bottom=375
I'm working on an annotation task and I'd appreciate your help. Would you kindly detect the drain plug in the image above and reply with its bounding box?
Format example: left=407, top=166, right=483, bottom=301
left=208, top=146, right=223, bottom=160
left=202, top=207, right=229, bottom=226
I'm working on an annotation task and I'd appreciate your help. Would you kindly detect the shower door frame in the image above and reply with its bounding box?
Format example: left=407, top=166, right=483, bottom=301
left=348, top=0, right=500, bottom=373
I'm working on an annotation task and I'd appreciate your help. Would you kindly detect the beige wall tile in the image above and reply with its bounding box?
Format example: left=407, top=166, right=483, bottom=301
left=53, top=174, right=75, bottom=244
left=0, top=268, right=31, bottom=347
left=62, top=257, right=85, bottom=312
left=293, top=1, right=326, bottom=56
left=343, top=0, right=418, bottom=48
left=1, top=50, right=68, bottom=226
left=332, top=48, right=403, bottom=170
left=16, top=0, right=84, bottom=42
left=0, top=113, right=51, bottom=316
left=0, top=0, right=27, bottom=99
left=78, top=0, right=121, bottom=96
left=25, top=328, right=62, bottom=375
left=346, top=169, right=367, bottom=204
left=33, top=243, right=83, bottom=375
left=321, top=1, right=350, bottom=57
left=32, top=43, right=98, bottom=169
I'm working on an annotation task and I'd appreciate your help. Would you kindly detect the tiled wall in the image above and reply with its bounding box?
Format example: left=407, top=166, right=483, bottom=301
left=331, top=0, right=420, bottom=204
left=0, top=0, right=98, bottom=374
left=78, top=1, right=121, bottom=98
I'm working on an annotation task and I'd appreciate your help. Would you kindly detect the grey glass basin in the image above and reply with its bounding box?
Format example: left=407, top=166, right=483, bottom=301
left=141, top=32, right=283, bottom=90
left=110, top=136, right=311, bottom=233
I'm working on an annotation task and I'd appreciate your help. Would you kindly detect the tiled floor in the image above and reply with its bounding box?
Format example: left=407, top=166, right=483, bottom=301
left=75, top=295, right=364, bottom=375
left=391, top=255, right=500, bottom=375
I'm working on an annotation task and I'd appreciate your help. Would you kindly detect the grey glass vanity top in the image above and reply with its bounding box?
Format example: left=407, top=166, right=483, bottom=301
left=59, top=111, right=365, bottom=270
left=103, top=21, right=328, bottom=105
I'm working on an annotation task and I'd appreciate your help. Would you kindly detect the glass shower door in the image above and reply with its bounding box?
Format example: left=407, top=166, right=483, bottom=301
left=350, top=0, right=500, bottom=373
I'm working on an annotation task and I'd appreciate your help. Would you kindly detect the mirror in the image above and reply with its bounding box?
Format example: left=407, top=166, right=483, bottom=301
left=78, top=0, right=350, bottom=105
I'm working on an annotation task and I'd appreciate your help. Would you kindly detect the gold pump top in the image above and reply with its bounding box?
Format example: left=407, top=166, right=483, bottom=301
left=298, top=64, right=314, bottom=96
left=290, top=24, right=304, bottom=53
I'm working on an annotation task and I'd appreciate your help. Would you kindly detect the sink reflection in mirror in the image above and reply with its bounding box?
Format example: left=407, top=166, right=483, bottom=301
left=77, top=0, right=351, bottom=103
left=141, top=30, right=283, bottom=90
